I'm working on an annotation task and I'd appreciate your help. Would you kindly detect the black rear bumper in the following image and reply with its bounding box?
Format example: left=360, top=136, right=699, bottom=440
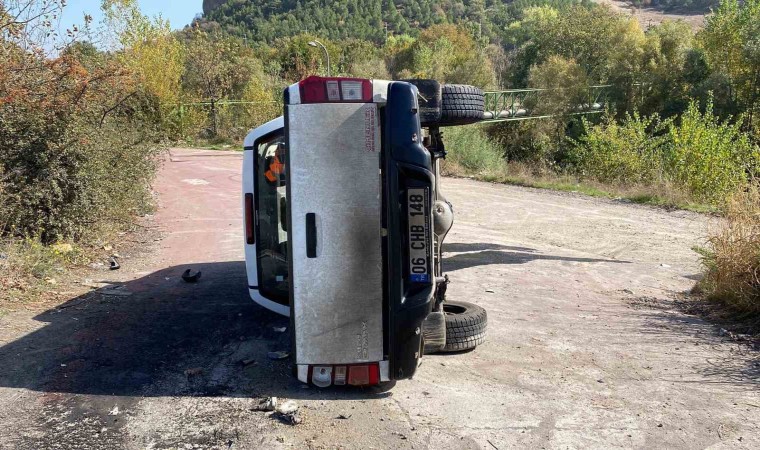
left=384, top=82, right=436, bottom=380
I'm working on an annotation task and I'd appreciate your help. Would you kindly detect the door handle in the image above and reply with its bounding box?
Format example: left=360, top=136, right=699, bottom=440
left=306, top=213, right=317, bottom=258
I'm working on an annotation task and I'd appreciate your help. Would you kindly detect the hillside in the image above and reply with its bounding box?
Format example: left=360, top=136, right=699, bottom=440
left=198, top=0, right=592, bottom=43
left=199, top=0, right=710, bottom=42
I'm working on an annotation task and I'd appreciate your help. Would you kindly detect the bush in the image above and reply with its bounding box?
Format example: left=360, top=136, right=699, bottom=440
left=698, top=183, right=760, bottom=316
left=0, top=40, right=162, bottom=244
left=666, top=100, right=760, bottom=204
left=442, top=125, right=507, bottom=176
left=569, top=112, right=670, bottom=185
left=568, top=102, right=759, bottom=206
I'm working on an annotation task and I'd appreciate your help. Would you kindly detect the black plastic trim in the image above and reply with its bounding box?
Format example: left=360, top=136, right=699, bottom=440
left=305, top=213, right=317, bottom=258
left=384, top=81, right=435, bottom=381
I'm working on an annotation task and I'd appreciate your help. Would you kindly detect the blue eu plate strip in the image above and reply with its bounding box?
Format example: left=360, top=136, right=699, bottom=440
left=410, top=274, right=430, bottom=283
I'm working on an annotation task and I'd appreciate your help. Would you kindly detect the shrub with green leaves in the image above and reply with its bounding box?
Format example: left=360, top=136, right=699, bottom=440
left=444, top=125, right=506, bottom=175
left=569, top=113, right=670, bottom=185
left=665, top=100, right=760, bottom=204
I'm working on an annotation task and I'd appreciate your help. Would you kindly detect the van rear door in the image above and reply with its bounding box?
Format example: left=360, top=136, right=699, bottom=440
left=285, top=78, right=384, bottom=373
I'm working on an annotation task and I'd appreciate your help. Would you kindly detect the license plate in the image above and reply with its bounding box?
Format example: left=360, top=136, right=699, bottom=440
left=407, top=188, right=431, bottom=283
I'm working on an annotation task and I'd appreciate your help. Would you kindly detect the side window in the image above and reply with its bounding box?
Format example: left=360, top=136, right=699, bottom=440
left=256, top=132, right=289, bottom=304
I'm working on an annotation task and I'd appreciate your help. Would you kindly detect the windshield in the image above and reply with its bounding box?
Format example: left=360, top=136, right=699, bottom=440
left=255, top=132, right=289, bottom=304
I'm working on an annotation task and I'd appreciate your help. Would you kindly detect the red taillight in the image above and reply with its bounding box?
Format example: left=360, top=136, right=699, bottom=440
left=308, top=363, right=380, bottom=387
left=245, top=193, right=255, bottom=245
left=299, top=76, right=372, bottom=103
left=347, top=364, right=380, bottom=386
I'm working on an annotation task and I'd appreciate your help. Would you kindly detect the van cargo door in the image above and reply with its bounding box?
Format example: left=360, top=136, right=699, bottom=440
left=287, top=102, right=383, bottom=365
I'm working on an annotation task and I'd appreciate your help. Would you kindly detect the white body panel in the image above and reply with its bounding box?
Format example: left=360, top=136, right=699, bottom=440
left=288, top=102, right=384, bottom=365
left=242, top=80, right=390, bottom=319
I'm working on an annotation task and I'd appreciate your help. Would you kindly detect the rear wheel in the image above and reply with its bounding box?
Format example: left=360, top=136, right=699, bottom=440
left=439, top=84, right=485, bottom=126
left=441, top=301, right=487, bottom=352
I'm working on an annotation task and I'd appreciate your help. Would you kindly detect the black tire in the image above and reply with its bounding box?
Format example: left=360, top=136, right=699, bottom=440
left=441, top=301, right=487, bottom=352
left=439, top=84, right=485, bottom=126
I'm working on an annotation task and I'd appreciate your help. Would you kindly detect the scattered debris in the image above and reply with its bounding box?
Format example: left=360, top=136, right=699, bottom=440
left=253, top=398, right=302, bottom=425
left=273, top=326, right=287, bottom=333
left=108, top=406, right=120, bottom=416
left=660, top=263, right=671, bottom=268
left=268, top=351, right=290, bottom=360
left=109, top=258, right=121, bottom=271
left=487, top=440, right=499, bottom=450
left=276, top=400, right=299, bottom=415
left=336, top=414, right=352, bottom=420
left=240, top=358, right=257, bottom=367
left=184, top=367, right=204, bottom=377
left=253, top=397, right=278, bottom=412
left=622, top=289, right=634, bottom=295
left=485, top=289, right=495, bottom=293
left=277, top=411, right=302, bottom=426
left=182, top=269, right=202, bottom=283
left=103, top=244, right=113, bottom=252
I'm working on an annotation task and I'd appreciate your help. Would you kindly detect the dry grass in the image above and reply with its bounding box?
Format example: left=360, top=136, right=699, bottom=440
left=0, top=239, right=83, bottom=311
left=697, top=184, right=760, bottom=318
left=443, top=157, right=716, bottom=213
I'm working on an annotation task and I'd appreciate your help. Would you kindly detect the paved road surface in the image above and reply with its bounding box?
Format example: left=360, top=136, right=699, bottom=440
left=0, top=148, right=758, bottom=449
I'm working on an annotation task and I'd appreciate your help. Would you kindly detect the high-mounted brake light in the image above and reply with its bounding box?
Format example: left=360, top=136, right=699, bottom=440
left=245, top=193, right=255, bottom=245
left=299, top=76, right=372, bottom=103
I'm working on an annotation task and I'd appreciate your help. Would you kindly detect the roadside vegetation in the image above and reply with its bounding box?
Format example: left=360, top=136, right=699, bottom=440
left=2, top=0, right=760, bottom=318
left=696, top=184, right=760, bottom=322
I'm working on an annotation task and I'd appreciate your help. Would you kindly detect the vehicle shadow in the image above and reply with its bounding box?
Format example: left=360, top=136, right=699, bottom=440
left=0, top=261, right=397, bottom=400
left=443, top=248, right=630, bottom=272
left=444, top=242, right=538, bottom=253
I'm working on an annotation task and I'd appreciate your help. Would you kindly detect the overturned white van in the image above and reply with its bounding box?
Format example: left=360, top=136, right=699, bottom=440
left=242, top=77, right=488, bottom=387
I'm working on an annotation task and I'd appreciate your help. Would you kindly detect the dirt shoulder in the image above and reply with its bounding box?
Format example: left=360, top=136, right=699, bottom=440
left=0, top=149, right=757, bottom=449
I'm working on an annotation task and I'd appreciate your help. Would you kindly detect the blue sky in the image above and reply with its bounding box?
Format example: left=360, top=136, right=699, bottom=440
left=60, top=0, right=204, bottom=31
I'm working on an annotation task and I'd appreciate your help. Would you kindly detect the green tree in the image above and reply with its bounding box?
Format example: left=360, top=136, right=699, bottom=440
left=640, top=20, right=697, bottom=118
left=391, top=24, right=496, bottom=87
left=101, top=0, right=184, bottom=127
left=666, top=100, right=760, bottom=203
left=182, top=29, right=260, bottom=135
left=700, top=0, right=760, bottom=134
